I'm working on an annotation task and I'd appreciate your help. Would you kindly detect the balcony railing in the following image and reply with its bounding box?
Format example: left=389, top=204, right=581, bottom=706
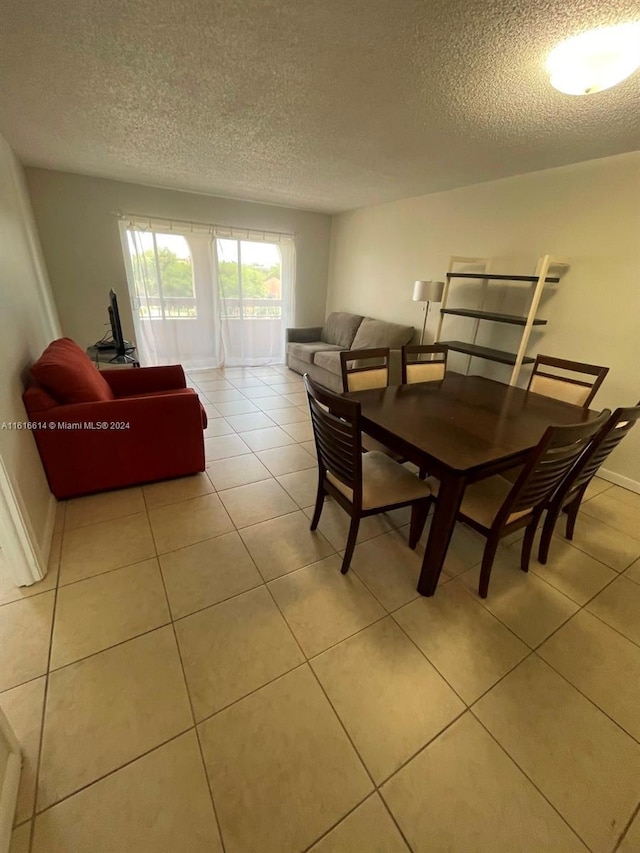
left=135, top=296, right=282, bottom=320
left=135, top=296, right=197, bottom=319
left=219, top=298, right=282, bottom=319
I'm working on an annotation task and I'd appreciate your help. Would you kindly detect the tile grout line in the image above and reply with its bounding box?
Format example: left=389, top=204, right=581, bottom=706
left=31, top=728, right=195, bottom=819
left=142, top=487, right=228, bottom=853
left=259, top=570, right=408, bottom=849
left=530, top=650, right=640, bottom=747
left=28, top=499, right=67, bottom=853
left=613, top=797, right=640, bottom=852
left=468, top=708, right=597, bottom=852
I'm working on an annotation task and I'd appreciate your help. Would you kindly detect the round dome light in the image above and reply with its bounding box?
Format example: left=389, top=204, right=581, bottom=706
left=546, top=22, right=640, bottom=95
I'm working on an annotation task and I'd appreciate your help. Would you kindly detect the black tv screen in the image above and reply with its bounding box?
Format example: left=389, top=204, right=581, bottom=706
left=108, top=289, right=126, bottom=355
left=105, top=290, right=136, bottom=363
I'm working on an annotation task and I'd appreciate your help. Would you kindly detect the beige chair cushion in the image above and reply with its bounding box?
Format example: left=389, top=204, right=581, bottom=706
left=327, top=452, right=431, bottom=510
left=529, top=375, right=590, bottom=406
left=287, top=341, right=343, bottom=365
left=425, top=475, right=531, bottom=529
left=406, top=362, right=445, bottom=383
left=346, top=367, right=388, bottom=391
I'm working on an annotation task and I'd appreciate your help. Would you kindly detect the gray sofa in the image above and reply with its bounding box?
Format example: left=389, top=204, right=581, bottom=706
left=286, top=312, right=415, bottom=392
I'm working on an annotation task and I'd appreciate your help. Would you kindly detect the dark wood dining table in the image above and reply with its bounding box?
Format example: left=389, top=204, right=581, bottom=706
left=345, top=374, right=597, bottom=596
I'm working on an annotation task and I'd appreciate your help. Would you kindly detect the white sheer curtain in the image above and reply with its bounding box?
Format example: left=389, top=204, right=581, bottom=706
left=216, top=233, right=295, bottom=366
left=118, top=217, right=295, bottom=369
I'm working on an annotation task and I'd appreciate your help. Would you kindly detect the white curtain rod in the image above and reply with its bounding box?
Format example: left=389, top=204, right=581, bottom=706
left=113, top=210, right=295, bottom=241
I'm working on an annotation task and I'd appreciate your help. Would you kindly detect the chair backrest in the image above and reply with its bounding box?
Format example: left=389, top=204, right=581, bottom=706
left=553, top=403, right=640, bottom=503
left=304, top=373, right=362, bottom=504
left=401, top=344, right=448, bottom=384
left=340, top=348, right=390, bottom=393
left=527, top=354, right=609, bottom=408
left=495, top=410, right=611, bottom=528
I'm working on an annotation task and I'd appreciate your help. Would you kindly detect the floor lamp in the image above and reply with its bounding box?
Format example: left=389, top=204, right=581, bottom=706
left=412, top=280, right=445, bottom=345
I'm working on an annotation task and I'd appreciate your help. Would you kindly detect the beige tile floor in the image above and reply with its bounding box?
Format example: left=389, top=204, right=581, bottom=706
left=2, top=363, right=640, bottom=852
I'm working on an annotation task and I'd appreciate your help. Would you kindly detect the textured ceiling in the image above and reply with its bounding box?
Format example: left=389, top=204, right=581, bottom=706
left=1, top=0, right=639, bottom=212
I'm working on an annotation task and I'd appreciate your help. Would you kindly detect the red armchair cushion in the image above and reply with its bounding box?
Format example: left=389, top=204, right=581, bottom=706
left=31, top=338, right=114, bottom=404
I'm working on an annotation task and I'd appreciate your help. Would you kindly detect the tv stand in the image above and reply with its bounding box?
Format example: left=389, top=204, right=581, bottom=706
left=108, top=351, right=138, bottom=365
left=87, top=344, right=140, bottom=369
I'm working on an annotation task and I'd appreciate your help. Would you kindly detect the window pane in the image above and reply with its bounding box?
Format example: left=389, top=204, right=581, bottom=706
left=240, top=241, right=281, bottom=303
left=127, top=231, right=197, bottom=319
left=217, top=239, right=239, bottom=299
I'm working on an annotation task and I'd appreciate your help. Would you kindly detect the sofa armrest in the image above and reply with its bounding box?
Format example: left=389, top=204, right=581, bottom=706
left=101, top=365, right=187, bottom=397
left=286, top=327, right=323, bottom=345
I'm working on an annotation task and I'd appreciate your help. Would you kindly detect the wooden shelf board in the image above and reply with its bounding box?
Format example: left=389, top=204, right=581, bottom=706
left=440, top=308, right=547, bottom=326
left=441, top=340, right=535, bottom=367
left=446, top=272, right=560, bottom=283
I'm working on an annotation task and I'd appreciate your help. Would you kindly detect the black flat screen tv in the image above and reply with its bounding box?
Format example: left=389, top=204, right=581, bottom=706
left=107, top=289, right=136, bottom=363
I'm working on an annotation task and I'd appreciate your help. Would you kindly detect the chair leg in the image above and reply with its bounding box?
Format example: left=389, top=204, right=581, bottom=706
left=408, top=500, right=430, bottom=549
left=565, top=496, right=581, bottom=541
left=538, top=505, right=559, bottom=565
left=565, top=484, right=588, bottom=541
left=341, top=517, right=360, bottom=574
left=478, top=537, right=499, bottom=599
left=520, top=513, right=541, bottom=573
left=309, top=481, right=325, bottom=531
left=418, top=465, right=428, bottom=480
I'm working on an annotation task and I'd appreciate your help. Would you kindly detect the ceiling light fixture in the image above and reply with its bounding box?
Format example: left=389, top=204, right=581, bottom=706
left=546, top=22, right=640, bottom=95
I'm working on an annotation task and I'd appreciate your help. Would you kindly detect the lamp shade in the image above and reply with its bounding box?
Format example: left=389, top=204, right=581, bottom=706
left=412, top=280, right=445, bottom=302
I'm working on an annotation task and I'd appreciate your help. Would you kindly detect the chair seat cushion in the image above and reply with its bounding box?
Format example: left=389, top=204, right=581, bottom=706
left=31, top=338, right=115, bottom=404
left=328, top=452, right=431, bottom=510
left=287, top=341, right=344, bottom=365
left=313, top=350, right=343, bottom=375
left=426, top=475, right=531, bottom=529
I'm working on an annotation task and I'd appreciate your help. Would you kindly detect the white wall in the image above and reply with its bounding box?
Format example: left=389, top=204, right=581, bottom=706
left=0, top=136, right=61, bottom=576
left=25, top=169, right=332, bottom=347
left=327, top=152, right=640, bottom=486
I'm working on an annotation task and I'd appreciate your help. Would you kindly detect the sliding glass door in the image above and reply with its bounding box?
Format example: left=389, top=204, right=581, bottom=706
left=216, top=238, right=290, bottom=365
left=119, top=220, right=295, bottom=368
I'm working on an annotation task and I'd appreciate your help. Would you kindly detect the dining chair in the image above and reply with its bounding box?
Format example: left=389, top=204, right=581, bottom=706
left=340, top=347, right=404, bottom=461
left=427, top=410, right=609, bottom=597
left=527, top=354, right=609, bottom=408
left=304, top=373, right=432, bottom=574
left=401, top=344, right=448, bottom=480
left=340, top=347, right=390, bottom=392
left=538, top=403, right=640, bottom=564
left=401, top=344, right=448, bottom=384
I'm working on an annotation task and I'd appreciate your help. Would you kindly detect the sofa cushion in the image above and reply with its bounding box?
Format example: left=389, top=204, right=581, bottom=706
left=321, top=312, right=364, bottom=348
left=287, top=341, right=344, bottom=365
left=351, top=317, right=414, bottom=350
left=31, top=338, right=115, bottom=404
left=313, top=350, right=343, bottom=376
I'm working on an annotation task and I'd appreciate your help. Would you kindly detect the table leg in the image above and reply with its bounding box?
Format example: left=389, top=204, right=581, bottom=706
left=417, top=473, right=466, bottom=596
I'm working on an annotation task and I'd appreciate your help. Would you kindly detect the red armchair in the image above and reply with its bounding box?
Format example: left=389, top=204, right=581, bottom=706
left=23, top=339, right=207, bottom=499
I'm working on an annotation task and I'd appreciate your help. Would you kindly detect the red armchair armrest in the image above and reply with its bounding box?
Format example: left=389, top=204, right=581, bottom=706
left=102, top=365, right=187, bottom=397
left=30, top=388, right=205, bottom=499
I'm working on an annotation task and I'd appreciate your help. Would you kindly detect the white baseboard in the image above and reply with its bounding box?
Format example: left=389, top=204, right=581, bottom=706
left=598, top=468, right=640, bottom=495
